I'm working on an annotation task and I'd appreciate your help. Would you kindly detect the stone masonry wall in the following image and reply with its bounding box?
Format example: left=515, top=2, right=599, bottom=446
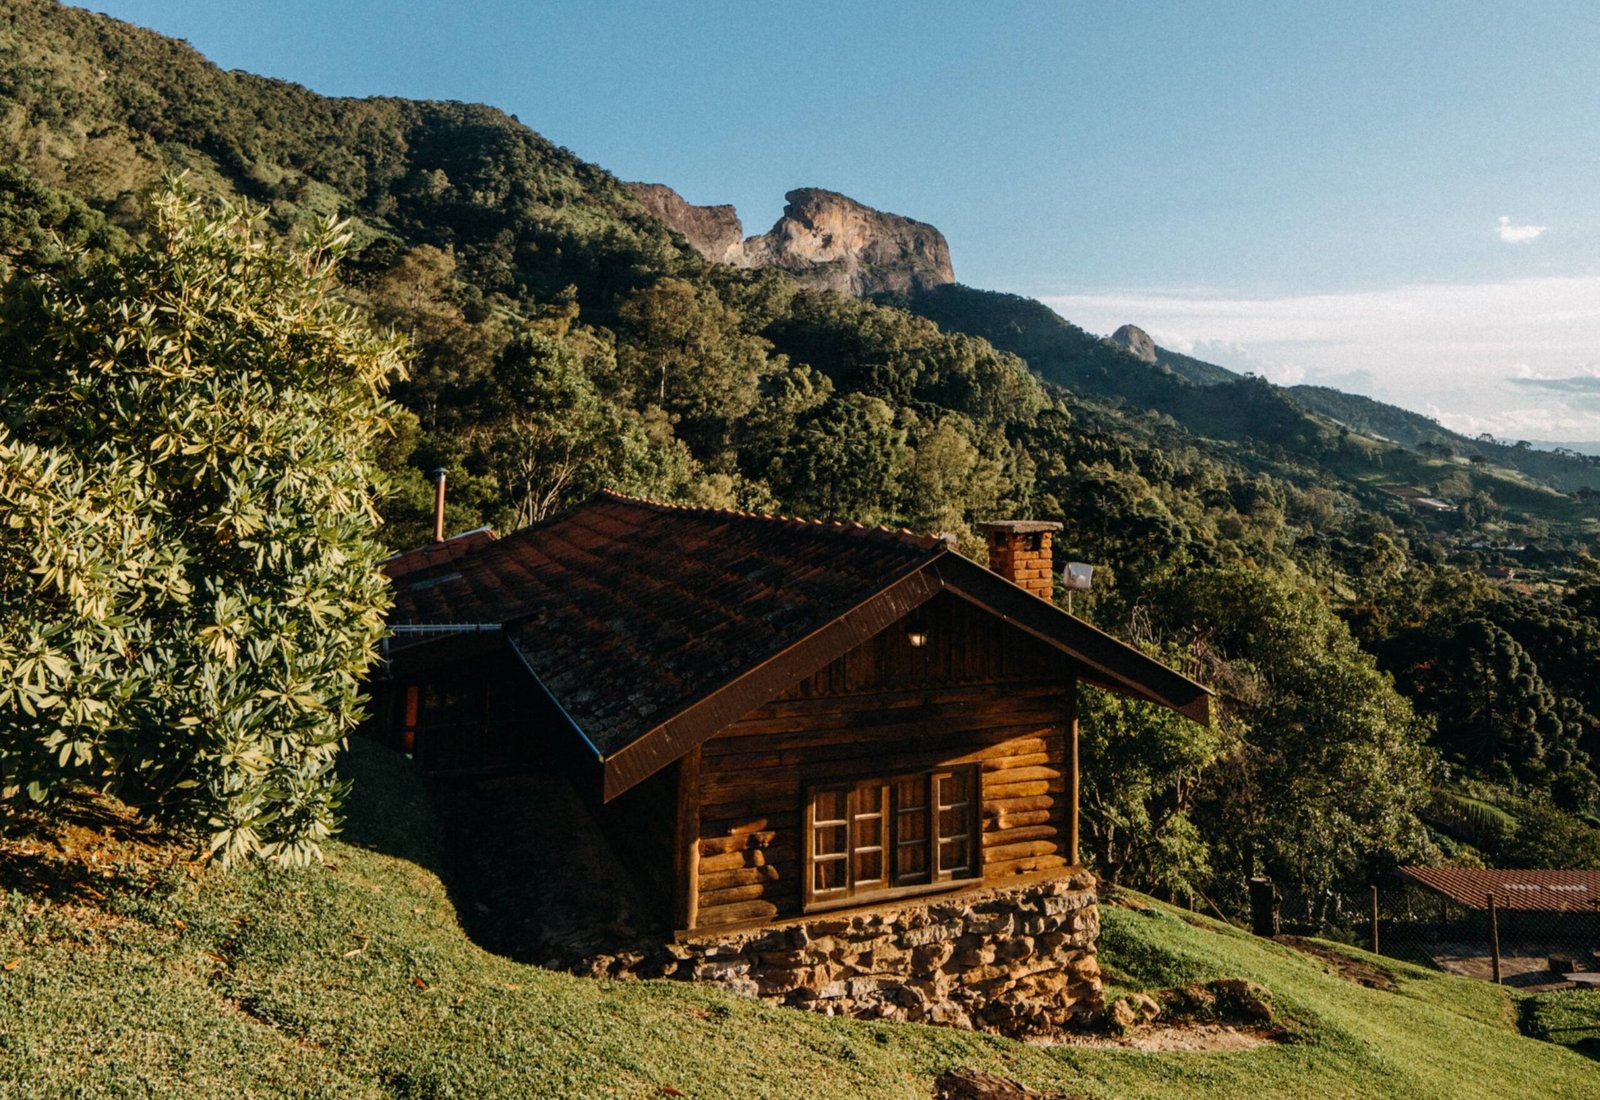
left=662, top=872, right=1101, bottom=1036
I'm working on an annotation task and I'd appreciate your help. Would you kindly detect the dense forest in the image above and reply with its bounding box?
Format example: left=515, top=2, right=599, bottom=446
left=2, top=0, right=1598, bottom=921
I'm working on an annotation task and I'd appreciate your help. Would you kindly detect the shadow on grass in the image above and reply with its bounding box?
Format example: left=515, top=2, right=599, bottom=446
left=0, top=788, right=181, bottom=908
left=337, top=738, right=664, bottom=970
left=1516, top=989, right=1600, bottom=1062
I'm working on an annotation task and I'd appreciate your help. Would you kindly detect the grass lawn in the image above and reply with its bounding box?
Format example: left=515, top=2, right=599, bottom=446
left=0, top=740, right=1595, bottom=1099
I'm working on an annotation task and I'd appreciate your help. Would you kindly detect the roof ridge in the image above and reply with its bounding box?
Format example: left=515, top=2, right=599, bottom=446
left=591, top=488, right=948, bottom=551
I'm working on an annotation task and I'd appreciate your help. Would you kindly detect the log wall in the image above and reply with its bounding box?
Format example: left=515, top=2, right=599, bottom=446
left=692, top=592, right=1079, bottom=930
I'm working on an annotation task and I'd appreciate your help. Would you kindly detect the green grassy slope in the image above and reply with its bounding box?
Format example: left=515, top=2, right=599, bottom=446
left=1, top=740, right=1595, bottom=1099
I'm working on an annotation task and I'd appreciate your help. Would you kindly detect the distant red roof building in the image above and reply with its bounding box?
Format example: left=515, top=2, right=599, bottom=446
left=1398, top=867, right=1600, bottom=913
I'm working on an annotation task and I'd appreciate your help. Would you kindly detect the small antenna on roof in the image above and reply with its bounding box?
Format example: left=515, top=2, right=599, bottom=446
left=430, top=468, right=447, bottom=544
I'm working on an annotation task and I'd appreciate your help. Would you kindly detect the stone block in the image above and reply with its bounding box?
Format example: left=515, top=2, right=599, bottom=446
left=995, top=935, right=1035, bottom=962
left=964, top=911, right=1015, bottom=936
left=899, top=922, right=957, bottom=947
left=694, top=956, right=751, bottom=981
left=950, top=942, right=996, bottom=970
left=912, top=940, right=955, bottom=971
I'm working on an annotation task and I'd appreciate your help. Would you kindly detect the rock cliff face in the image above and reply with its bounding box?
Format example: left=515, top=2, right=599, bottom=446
left=624, top=182, right=954, bottom=297
left=1108, top=324, right=1159, bottom=364
left=624, top=183, right=744, bottom=265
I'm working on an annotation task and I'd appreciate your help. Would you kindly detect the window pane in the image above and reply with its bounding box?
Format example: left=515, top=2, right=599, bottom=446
left=936, top=771, right=971, bottom=809
left=854, top=849, right=883, bottom=883
left=933, top=770, right=977, bottom=879
left=856, top=813, right=882, bottom=848
left=939, top=836, right=972, bottom=875
left=897, top=806, right=928, bottom=843
left=939, top=806, right=969, bottom=838
left=894, top=775, right=931, bottom=884
left=814, top=823, right=848, bottom=857
left=813, top=789, right=849, bottom=823
left=896, top=839, right=928, bottom=882
left=814, top=856, right=847, bottom=892
left=896, top=775, right=928, bottom=811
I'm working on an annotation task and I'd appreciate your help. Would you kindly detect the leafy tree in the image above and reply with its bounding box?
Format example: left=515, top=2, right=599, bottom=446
left=472, top=330, right=696, bottom=526
left=901, top=416, right=1010, bottom=535
left=1152, top=567, right=1436, bottom=912
left=615, top=277, right=772, bottom=461
left=1397, top=618, right=1599, bottom=808
left=1079, top=682, right=1228, bottom=895
left=766, top=394, right=907, bottom=522
left=0, top=185, right=400, bottom=864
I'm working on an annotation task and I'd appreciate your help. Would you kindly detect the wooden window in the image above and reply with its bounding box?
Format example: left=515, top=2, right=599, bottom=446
left=805, top=767, right=980, bottom=910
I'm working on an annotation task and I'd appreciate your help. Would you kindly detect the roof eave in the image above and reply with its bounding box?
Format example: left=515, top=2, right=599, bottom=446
left=933, top=555, right=1213, bottom=725
left=599, top=553, right=951, bottom=800
left=596, top=549, right=1212, bottom=801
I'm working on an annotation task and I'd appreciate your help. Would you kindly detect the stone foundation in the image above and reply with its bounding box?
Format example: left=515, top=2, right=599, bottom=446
left=662, top=871, right=1101, bottom=1035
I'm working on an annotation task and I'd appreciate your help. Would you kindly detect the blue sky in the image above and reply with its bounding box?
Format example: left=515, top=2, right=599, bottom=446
left=77, top=1, right=1600, bottom=441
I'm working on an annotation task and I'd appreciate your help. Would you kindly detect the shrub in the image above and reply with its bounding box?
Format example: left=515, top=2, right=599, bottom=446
left=0, top=182, right=403, bottom=864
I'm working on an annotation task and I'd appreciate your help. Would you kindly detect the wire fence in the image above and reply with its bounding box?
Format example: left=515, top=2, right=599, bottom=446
left=1244, top=876, right=1600, bottom=990
left=1374, top=882, right=1600, bottom=989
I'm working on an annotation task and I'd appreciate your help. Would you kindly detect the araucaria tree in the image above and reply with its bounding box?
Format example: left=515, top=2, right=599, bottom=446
left=0, top=185, right=402, bottom=864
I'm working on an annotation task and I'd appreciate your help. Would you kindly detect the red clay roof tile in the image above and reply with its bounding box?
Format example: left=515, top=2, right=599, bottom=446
left=386, top=492, right=947, bottom=755
left=1398, top=867, right=1600, bottom=912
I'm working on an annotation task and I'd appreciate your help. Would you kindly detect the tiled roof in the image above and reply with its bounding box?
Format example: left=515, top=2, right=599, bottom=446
left=387, top=492, right=948, bottom=756
left=1398, top=867, right=1600, bottom=912
left=381, top=527, right=496, bottom=581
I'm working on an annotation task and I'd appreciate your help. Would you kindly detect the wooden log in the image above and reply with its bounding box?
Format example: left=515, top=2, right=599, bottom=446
left=707, top=721, right=1067, bottom=760
left=698, top=864, right=785, bottom=892
left=982, top=839, right=1064, bottom=863
left=696, top=846, right=796, bottom=875
left=751, top=680, right=1070, bottom=721
left=984, top=854, right=1068, bottom=879
left=979, top=764, right=1065, bottom=787
left=695, top=899, right=782, bottom=927
left=981, top=824, right=1062, bottom=847
left=697, top=830, right=778, bottom=856
left=699, top=739, right=1061, bottom=803
left=983, top=794, right=1063, bottom=815
left=697, top=882, right=780, bottom=908
left=1067, top=680, right=1080, bottom=866
left=981, top=779, right=1059, bottom=801
left=987, top=808, right=1056, bottom=830
left=706, top=734, right=1061, bottom=769
left=719, top=693, right=1071, bottom=738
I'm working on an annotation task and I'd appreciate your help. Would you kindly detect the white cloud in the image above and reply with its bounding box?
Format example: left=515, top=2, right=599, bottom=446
left=1496, top=215, right=1547, bottom=245
left=1040, top=275, right=1600, bottom=442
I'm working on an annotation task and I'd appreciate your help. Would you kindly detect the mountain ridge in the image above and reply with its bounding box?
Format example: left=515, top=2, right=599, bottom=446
left=624, top=181, right=953, bottom=296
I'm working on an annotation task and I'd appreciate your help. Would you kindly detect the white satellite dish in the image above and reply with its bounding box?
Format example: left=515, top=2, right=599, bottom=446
left=1063, top=562, right=1093, bottom=613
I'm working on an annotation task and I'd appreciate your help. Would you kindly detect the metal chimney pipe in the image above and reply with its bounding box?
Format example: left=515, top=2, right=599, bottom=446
left=430, top=468, right=447, bottom=543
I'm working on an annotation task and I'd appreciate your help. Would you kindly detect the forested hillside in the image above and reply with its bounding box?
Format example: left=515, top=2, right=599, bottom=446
left=3, top=0, right=1598, bottom=927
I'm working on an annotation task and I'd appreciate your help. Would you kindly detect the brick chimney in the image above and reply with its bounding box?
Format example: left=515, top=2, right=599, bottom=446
left=977, top=520, right=1062, bottom=602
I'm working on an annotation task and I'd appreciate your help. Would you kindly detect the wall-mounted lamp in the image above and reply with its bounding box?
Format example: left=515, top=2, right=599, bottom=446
left=907, top=609, right=929, bottom=648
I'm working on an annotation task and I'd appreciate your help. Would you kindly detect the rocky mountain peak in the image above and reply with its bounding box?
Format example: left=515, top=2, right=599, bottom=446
left=624, top=183, right=745, bottom=265
left=624, top=182, right=953, bottom=297
left=1108, top=324, right=1159, bottom=364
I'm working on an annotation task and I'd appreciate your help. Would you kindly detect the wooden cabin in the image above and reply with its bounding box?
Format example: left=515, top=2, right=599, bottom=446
left=374, top=492, right=1209, bottom=938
